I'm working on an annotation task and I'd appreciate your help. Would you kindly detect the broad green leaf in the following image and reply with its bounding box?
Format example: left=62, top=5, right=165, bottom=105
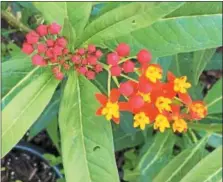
left=62, top=17, right=76, bottom=51
left=33, top=2, right=66, bottom=25
left=66, top=2, right=92, bottom=38
left=59, top=72, right=119, bottom=182
left=205, top=51, right=222, bottom=70
left=29, top=90, right=61, bottom=138
left=205, top=78, right=223, bottom=114
left=78, top=2, right=185, bottom=46
left=34, top=2, right=92, bottom=39
left=113, top=126, right=144, bottom=152
left=191, top=49, right=216, bottom=85
left=120, top=112, right=137, bottom=134
left=188, top=123, right=222, bottom=133
left=124, top=130, right=175, bottom=182
left=153, top=136, right=209, bottom=182
left=104, top=14, right=222, bottom=58
left=2, top=56, right=45, bottom=109
left=46, top=117, right=61, bottom=153
left=2, top=71, right=59, bottom=157
left=180, top=147, right=222, bottom=182
left=167, top=2, right=222, bottom=17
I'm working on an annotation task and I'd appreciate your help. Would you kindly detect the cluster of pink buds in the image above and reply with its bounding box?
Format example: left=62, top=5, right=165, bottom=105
left=106, top=43, right=151, bottom=76
left=22, top=23, right=104, bottom=80
left=72, top=45, right=103, bottom=80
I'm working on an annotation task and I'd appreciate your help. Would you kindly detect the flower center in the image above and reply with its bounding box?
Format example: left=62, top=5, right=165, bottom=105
left=145, top=65, right=162, bottom=83
left=174, top=76, right=191, bottom=93
left=133, top=112, right=150, bottom=130
left=154, top=114, right=170, bottom=132
left=190, top=103, right=207, bottom=118
left=173, top=118, right=187, bottom=133
left=102, top=101, right=119, bottom=120
left=155, top=96, right=172, bottom=113
left=138, top=92, right=151, bottom=103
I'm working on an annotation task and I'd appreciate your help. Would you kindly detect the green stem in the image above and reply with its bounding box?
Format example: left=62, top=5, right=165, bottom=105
left=188, top=129, right=198, bottom=143
left=1, top=10, right=32, bottom=32
left=120, top=73, right=138, bottom=83
left=119, top=56, right=136, bottom=64
left=108, top=72, right=111, bottom=96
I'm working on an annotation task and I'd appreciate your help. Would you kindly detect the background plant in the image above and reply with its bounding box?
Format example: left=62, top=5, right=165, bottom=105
left=1, top=2, right=222, bottom=182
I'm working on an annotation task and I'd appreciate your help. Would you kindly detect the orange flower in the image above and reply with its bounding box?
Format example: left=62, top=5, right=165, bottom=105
left=189, top=101, right=207, bottom=120
left=95, top=88, right=123, bottom=124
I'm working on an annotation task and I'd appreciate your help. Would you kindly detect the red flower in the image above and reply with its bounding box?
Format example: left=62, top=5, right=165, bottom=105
left=86, top=70, right=96, bottom=80
left=36, top=24, right=48, bottom=36
left=110, top=65, right=122, bottom=76
left=95, top=89, right=125, bottom=124
left=22, top=42, right=34, bottom=55
left=32, top=54, right=46, bottom=66
left=116, top=43, right=130, bottom=57
left=122, top=60, right=135, bottom=73
left=56, top=37, right=67, bottom=47
left=189, top=101, right=207, bottom=120
left=37, top=43, right=47, bottom=54
left=26, top=31, right=39, bottom=44
left=137, top=49, right=152, bottom=64
left=48, top=23, right=61, bottom=34
left=107, top=53, right=119, bottom=66
left=88, top=44, right=96, bottom=53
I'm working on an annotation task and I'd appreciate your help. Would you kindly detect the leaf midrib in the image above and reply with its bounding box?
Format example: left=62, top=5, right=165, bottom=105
left=2, top=76, right=53, bottom=137
left=76, top=76, right=92, bottom=182
left=164, top=136, right=207, bottom=182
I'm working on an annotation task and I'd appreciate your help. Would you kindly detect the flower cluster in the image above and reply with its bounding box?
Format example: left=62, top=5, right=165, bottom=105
left=72, top=45, right=103, bottom=80
left=22, top=23, right=103, bottom=80
left=95, top=44, right=208, bottom=133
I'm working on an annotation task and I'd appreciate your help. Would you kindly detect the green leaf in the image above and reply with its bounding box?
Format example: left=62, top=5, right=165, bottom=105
left=58, top=72, right=119, bottom=182
left=180, top=146, right=222, bottom=182
left=205, top=78, right=223, bottom=114
left=188, top=123, right=222, bottom=133
left=2, top=71, right=59, bottom=157
left=167, top=2, right=222, bottom=17
left=205, top=51, right=222, bottom=70
left=33, top=2, right=66, bottom=25
left=2, top=56, right=45, bottom=109
left=78, top=2, right=185, bottom=46
left=191, top=49, right=216, bottom=85
left=46, top=117, right=61, bottom=153
left=66, top=2, right=92, bottom=38
left=62, top=17, right=76, bottom=51
left=153, top=136, right=209, bottom=182
left=34, top=2, right=92, bottom=39
left=29, top=90, right=61, bottom=138
left=124, top=130, right=175, bottom=182
left=113, top=126, right=144, bottom=152
left=104, top=14, right=222, bottom=57
left=120, top=112, right=137, bottom=134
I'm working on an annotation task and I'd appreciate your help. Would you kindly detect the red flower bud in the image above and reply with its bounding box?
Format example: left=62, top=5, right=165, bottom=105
left=116, top=43, right=130, bottom=57
left=32, top=54, right=46, bottom=66
left=86, top=70, right=96, bottom=80
left=119, top=82, right=133, bottom=96
left=48, top=22, right=61, bottom=35
left=36, top=24, right=48, bottom=36
left=78, top=66, right=87, bottom=75
left=22, top=43, right=34, bottom=55
left=137, top=49, right=152, bottom=64
left=107, top=52, right=119, bottom=66
left=122, top=60, right=135, bottom=73
left=77, top=48, right=85, bottom=55
left=110, top=65, right=122, bottom=76
left=52, top=66, right=60, bottom=74
left=71, top=55, right=81, bottom=64
left=88, top=44, right=96, bottom=53
left=55, top=72, right=64, bottom=80
left=37, top=43, right=47, bottom=54
left=63, top=48, right=69, bottom=55
left=50, top=57, right=58, bottom=63
left=53, top=45, right=63, bottom=56
left=95, top=64, right=103, bottom=73
left=63, top=63, right=70, bottom=70
left=81, top=59, right=88, bottom=65
left=95, top=50, right=103, bottom=58
left=56, top=37, right=67, bottom=47
left=45, top=48, right=54, bottom=58
left=26, top=31, right=39, bottom=44
left=46, top=39, right=54, bottom=47
left=87, top=56, right=97, bottom=65
left=129, top=95, right=144, bottom=109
